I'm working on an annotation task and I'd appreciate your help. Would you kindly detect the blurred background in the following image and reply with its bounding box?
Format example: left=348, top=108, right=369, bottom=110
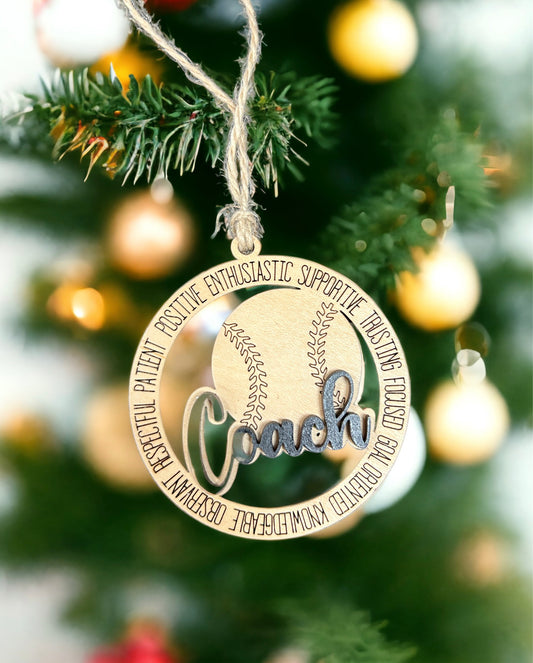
left=0, top=0, right=531, bottom=661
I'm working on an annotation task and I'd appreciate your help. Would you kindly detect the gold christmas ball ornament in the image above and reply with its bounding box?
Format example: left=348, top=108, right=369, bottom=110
left=98, top=283, right=148, bottom=337
left=1, top=411, right=55, bottom=454
left=107, top=191, right=194, bottom=280
left=394, top=244, right=481, bottom=331
left=452, top=531, right=507, bottom=587
left=82, top=381, right=188, bottom=490
left=307, top=507, right=365, bottom=539
left=47, top=282, right=82, bottom=322
left=308, top=451, right=367, bottom=538
left=90, top=41, right=164, bottom=92
left=46, top=276, right=150, bottom=335
left=328, top=0, right=418, bottom=82
left=323, top=440, right=366, bottom=465
left=71, top=287, right=106, bottom=331
left=425, top=379, right=509, bottom=465
left=263, top=648, right=309, bottom=663
left=47, top=283, right=106, bottom=331
left=83, top=384, right=156, bottom=490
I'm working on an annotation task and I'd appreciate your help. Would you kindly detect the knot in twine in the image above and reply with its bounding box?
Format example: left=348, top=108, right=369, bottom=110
left=120, top=0, right=264, bottom=253
left=215, top=205, right=263, bottom=254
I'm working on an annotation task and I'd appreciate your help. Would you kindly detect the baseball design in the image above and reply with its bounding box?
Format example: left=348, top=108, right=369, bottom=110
left=211, top=287, right=365, bottom=435
left=131, top=253, right=410, bottom=539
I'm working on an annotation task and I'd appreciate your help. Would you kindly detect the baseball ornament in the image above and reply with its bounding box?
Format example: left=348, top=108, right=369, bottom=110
left=124, top=0, right=410, bottom=539
left=211, top=287, right=366, bottom=433
left=129, top=241, right=410, bottom=539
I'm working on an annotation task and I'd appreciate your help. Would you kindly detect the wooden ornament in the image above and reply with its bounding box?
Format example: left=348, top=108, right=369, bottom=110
left=129, top=242, right=410, bottom=539
left=211, top=287, right=365, bottom=433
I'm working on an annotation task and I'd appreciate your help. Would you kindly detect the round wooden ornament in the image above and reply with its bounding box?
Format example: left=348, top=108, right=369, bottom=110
left=122, top=0, right=410, bottom=539
left=129, top=241, right=410, bottom=539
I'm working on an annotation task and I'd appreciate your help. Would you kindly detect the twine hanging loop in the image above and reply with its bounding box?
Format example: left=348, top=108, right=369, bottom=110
left=119, top=0, right=264, bottom=254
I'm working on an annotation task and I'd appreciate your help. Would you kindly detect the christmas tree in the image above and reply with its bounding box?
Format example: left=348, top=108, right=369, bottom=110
left=0, top=0, right=531, bottom=661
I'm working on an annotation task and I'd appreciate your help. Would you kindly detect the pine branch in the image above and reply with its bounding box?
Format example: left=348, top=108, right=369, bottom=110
left=286, top=602, right=416, bottom=663
left=324, top=111, right=491, bottom=296
left=9, top=68, right=337, bottom=190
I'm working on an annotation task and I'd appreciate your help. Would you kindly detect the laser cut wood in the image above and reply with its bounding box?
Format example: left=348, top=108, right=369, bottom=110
left=129, top=249, right=410, bottom=540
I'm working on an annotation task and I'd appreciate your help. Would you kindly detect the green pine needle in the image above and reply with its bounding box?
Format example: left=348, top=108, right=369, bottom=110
left=12, top=68, right=337, bottom=191
left=286, top=603, right=416, bottom=663
left=325, top=110, right=491, bottom=297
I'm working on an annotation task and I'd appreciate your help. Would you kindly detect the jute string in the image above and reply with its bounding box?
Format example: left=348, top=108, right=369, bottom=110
left=120, top=0, right=263, bottom=253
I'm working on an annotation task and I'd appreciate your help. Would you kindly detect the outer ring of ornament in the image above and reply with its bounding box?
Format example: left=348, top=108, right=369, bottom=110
left=128, top=242, right=410, bottom=540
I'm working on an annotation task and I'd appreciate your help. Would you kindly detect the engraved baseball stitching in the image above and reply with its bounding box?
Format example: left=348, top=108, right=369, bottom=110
left=307, top=302, right=347, bottom=410
left=222, top=321, right=268, bottom=430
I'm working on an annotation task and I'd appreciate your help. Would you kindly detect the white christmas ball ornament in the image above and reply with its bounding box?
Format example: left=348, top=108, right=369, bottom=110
left=35, top=0, right=130, bottom=67
left=358, top=409, right=426, bottom=513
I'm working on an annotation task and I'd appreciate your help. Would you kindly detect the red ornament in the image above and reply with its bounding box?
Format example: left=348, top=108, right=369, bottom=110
left=87, top=646, right=122, bottom=663
left=145, top=0, right=198, bottom=12
left=123, top=630, right=176, bottom=663
left=88, top=622, right=182, bottom=663
left=33, top=0, right=46, bottom=13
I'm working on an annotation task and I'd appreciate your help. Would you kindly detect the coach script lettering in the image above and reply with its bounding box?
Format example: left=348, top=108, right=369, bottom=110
left=182, top=370, right=373, bottom=495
